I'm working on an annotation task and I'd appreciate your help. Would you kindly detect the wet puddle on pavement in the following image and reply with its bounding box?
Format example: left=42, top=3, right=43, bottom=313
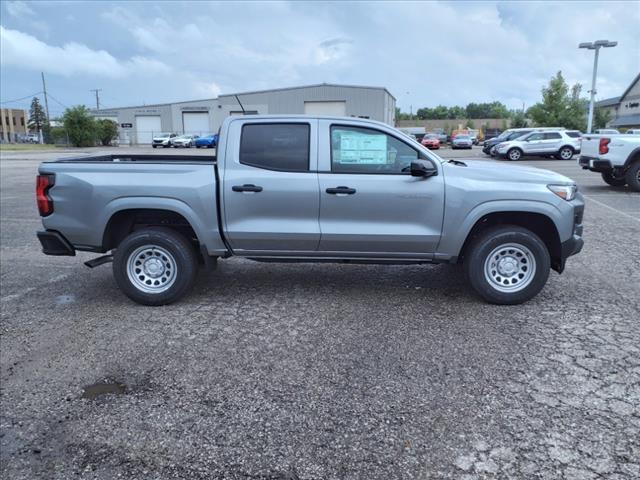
left=82, top=381, right=127, bottom=399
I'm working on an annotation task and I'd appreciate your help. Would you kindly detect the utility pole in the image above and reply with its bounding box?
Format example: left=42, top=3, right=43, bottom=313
left=579, top=40, right=617, bottom=133
left=90, top=89, right=102, bottom=110
left=41, top=72, right=50, bottom=144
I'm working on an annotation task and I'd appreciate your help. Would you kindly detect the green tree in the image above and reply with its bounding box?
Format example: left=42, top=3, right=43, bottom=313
left=527, top=71, right=587, bottom=129
left=96, top=119, right=118, bottom=146
left=432, top=105, right=449, bottom=119
left=511, top=110, right=528, bottom=128
left=448, top=106, right=466, bottom=119
left=593, top=108, right=611, bottom=131
left=416, top=107, right=433, bottom=120
left=62, top=106, right=97, bottom=147
left=395, top=107, right=410, bottom=121
left=29, top=97, right=47, bottom=135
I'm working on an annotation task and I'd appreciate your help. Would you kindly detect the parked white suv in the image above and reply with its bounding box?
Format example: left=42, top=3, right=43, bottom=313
left=495, top=130, right=579, bottom=161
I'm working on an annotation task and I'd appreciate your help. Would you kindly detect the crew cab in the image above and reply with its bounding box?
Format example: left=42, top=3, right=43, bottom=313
left=579, top=133, right=640, bottom=191
left=36, top=116, right=584, bottom=306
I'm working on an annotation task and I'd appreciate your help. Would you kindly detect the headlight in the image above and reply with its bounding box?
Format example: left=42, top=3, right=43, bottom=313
left=548, top=184, right=577, bottom=201
left=496, top=143, right=507, bottom=149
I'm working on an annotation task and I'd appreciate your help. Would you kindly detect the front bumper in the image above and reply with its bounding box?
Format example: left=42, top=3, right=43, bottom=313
left=37, top=230, right=75, bottom=256
left=554, top=200, right=584, bottom=273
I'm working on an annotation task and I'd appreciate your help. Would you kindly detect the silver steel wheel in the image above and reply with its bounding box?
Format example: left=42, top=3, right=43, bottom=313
left=508, top=149, right=521, bottom=161
left=559, top=147, right=573, bottom=160
left=484, top=243, right=536, bottom=293
left=126, top=245, right=177, bottom=294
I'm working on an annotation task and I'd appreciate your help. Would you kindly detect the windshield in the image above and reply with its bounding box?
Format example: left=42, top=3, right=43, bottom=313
left=508, top=131, right=530, bottom=140
left=456, top=135, right=470, bottom=140
left=424, top=134, right=438, bottom=139
left=156, top=133, right=172, bottom=138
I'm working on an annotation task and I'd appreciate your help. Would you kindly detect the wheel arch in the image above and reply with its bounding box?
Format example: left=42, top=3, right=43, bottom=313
left=624, top=147, right=640, bottom=168
left=448, top=206, right=564, bottom=272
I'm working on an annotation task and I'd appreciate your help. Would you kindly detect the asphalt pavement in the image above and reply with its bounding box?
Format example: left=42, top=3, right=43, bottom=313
left=1, top=146, right=639, bottom=479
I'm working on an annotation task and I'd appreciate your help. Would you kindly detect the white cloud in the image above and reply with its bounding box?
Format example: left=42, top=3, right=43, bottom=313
left=0, top=26, right=170, bottom=78
left=5, top=1, right=34, bottom=18
left=1, top=1, right=638, bottom=110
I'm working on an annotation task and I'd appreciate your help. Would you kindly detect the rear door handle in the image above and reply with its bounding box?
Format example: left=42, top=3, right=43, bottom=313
left=232, top=184, right=263, bottom=193
left=326, top=186, right=356, bottom=195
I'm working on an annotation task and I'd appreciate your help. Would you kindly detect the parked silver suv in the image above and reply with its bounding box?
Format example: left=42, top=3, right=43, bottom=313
left=495, top=130, right=579, bottom=161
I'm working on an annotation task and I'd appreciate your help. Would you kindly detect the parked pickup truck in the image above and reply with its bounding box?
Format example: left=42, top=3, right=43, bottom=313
left=36, top=115, right=584, bottom=306
left=578, top=133, right=640, bottom=191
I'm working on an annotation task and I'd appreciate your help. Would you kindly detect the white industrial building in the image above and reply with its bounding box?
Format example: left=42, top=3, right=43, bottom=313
left=92, top=83, right=396, bottom=145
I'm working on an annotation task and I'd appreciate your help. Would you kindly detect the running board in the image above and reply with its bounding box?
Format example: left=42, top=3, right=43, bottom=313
left=84, top=254, right=113, bottom=268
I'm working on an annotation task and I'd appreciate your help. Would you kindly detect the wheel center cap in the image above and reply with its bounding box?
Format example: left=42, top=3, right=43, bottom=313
left=144, top=258, right=164, bottom=278
left=498, top=257, right=518, bottom=276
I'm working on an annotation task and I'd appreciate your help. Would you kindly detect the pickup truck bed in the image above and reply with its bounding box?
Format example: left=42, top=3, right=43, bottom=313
left=579, top=134, right=640, bottom=191
left=37, top=115, right=585, bottom=306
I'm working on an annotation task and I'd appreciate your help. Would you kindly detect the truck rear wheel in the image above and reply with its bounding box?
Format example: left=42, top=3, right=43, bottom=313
left=113, top=228, right=198, bottom=306
left=601, top=171, right=627, bottom=187
left=625, top=162, right=640, bottom=192
left=465, top=226, right=550, bottom=305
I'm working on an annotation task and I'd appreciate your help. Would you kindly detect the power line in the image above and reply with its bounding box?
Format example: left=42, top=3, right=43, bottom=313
left=0, top=91, right=44, bottom=105
left=47, top=93, right=68, bottom=109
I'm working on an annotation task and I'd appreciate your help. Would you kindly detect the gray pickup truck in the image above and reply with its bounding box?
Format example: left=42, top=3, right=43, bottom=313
left=36, top=115, right=584, bottom=305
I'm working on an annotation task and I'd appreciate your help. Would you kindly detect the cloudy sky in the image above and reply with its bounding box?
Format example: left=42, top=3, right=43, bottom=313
left=1, top=0, right=639, bottom=117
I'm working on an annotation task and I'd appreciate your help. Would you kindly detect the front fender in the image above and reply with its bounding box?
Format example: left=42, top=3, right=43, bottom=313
left=437, top=199, right=569, bottom=257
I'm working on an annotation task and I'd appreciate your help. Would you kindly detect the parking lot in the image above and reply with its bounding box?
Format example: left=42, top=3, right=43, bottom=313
left=1, top=146, right=639, bottom=479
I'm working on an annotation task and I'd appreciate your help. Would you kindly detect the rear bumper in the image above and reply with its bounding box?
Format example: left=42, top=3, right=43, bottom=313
left=579, top=155, right=612, bottom=172
left=37, top=230, right=75, bottom=256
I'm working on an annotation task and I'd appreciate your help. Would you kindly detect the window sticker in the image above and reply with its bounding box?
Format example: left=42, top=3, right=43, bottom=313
left=334, top=130, right=389, bottom=165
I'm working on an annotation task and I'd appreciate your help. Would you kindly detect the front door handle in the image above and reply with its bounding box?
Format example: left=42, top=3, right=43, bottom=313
left=232, top=184, right=263, bottom=193
left=326, top=186, right=356, bottom=195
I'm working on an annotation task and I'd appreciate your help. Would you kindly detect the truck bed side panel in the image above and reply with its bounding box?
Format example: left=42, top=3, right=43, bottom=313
left=38, top=162, right=227, bottom=255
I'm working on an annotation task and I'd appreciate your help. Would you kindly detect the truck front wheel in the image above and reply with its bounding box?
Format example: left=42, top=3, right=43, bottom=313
left=465, top=226, right=550, bottom=305
left=113, top=228, right=198, bottom=306
left=625, top=162, right=640, bottom=192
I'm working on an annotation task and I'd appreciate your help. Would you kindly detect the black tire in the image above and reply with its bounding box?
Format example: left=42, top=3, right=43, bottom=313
left=558, top=146, right=574, bottom=160
left=464, top=225, right=550, bottom=305
left=113, top=228, right=198, bottom=306
left=625, top=161, right=640, bottom=192
left=601, top=171, right=627, bottom=187
left=152, top=145, right=157, bottom=149
left=208, top=144, right=214, bottom=148
left=507, top=148, right=522, bottom=161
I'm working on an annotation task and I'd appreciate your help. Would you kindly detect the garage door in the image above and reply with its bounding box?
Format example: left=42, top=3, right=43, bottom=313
left=304, top=101, right=346, bottom=116
left=135, top=116, right=162, bottom=144
left=182, top=112, right=210, bottom=136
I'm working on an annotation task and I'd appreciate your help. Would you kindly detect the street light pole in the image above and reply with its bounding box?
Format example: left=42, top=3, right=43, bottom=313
left=579, top=40, right=617, bottom=133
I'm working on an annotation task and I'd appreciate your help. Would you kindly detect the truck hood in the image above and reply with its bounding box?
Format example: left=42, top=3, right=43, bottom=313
left=443, top=160, right=574, bottom=185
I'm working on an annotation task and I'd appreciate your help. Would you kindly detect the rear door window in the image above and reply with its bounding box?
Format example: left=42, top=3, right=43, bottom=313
left=544, top=132, right=562, bottom=139
left=240, top=123, right=310, bottom=172
left=565, top=131, right=581, bottom=138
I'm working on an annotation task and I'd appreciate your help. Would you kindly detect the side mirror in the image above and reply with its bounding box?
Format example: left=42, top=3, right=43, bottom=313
left=410, top=161, right=438, bottom=178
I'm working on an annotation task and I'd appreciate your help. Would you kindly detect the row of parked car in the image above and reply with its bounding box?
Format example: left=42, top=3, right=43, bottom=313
left=151, top=133, right=218, bottom=148
left=406, top=129, right=480, bottom=150
left=480, top=127, right=639, bottom=161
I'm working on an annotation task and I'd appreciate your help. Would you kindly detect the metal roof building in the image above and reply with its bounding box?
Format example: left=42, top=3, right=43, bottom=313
left=594, top=73, right=640, bottom=129
left=92, top=83, right=396, bottom=145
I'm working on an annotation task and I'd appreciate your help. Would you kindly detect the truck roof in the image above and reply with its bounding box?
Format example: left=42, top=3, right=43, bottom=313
left=222, top=114, right=392, bottom=129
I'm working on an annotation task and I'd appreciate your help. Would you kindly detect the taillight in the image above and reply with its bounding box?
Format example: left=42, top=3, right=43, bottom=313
left=36, top=174, right=54, bottom=216
left=599, top=138, right=610, bottom=154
